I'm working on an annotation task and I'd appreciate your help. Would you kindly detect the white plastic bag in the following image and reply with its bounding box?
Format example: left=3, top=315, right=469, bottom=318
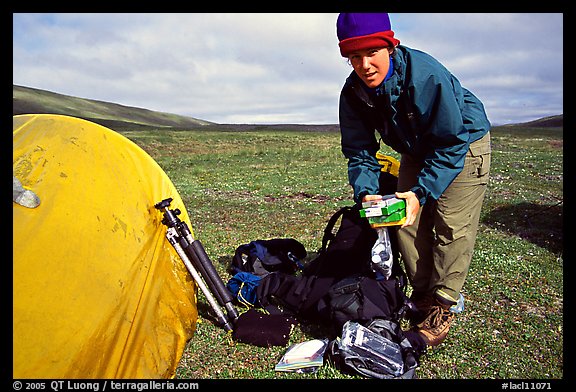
left=371, top=227, right=393, bottom=279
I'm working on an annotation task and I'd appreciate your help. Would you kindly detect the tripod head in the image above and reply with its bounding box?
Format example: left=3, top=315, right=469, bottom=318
left=154, top=197, right=186, bottom=229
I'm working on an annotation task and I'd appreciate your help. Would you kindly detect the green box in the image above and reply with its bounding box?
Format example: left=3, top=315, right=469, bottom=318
left=360, top=198, right=406, bottom=218
left=367, top=210, right=406, bottom=225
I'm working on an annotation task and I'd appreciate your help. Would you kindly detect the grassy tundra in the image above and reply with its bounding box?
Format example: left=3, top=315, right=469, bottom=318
left=120, top=125, right=563, bottom=380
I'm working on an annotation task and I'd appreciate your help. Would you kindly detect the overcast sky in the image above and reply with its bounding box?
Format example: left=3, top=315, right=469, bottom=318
left=13, top=13, right=563, bottom=126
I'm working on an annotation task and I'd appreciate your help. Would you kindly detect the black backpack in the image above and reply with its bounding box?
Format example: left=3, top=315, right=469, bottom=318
left=230, top=238, right=307, bottom=277
left=319, top=273, right=407, bottom=334
left=302, top=203, right=405, bottom=281
left=256, top=204, right=411, bottom=335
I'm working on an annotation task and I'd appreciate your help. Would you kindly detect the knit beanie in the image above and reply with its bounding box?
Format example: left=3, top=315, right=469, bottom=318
left=337, top=13, right=400, bottom=57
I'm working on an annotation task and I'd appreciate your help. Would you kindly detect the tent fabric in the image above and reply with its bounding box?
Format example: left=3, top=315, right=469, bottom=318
left=13, top=114, right=198, bottom=379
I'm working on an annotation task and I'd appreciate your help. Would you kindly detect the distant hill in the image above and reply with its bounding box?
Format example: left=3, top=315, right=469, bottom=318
left=13, top=85, right=214, bottom=131
left=501, top=114, right=563, bottom=128
left=13, top=84, right=562, bottom=132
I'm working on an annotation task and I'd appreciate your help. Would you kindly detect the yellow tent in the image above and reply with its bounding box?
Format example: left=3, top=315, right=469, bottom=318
left=13, top=114, right=198, bottom=378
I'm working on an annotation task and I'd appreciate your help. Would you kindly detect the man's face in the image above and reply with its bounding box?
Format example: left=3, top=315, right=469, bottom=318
left=349, top=47, right=391, bottom=88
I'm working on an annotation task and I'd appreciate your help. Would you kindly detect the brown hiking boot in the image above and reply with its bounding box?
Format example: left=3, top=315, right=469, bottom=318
left=407, top=291, right=434, bottom=327
left=415, top=300, right=455, bottom=347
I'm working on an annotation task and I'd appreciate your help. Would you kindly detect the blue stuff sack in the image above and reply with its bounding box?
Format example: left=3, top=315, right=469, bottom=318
left=226, top=271, right=262, bottom=307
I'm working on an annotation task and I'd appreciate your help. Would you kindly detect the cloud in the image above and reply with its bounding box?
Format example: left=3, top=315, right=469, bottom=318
left=13, top=13, right=562, bottom=125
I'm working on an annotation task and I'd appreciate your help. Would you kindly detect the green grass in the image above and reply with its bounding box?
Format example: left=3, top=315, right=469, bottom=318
left=120, top=126, right=563, bottom=380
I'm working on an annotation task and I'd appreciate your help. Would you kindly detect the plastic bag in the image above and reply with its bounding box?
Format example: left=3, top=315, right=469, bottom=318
left=371, top=227, right=393, bottom=280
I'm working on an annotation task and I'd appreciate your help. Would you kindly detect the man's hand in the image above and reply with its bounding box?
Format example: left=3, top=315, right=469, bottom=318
left=395, top=190, right=420, bottom=227
left=362, top=192, right=420, bottom=228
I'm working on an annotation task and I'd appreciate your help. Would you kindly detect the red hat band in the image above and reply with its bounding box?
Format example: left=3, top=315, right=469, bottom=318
left=339, top=30, right=400, bottom=57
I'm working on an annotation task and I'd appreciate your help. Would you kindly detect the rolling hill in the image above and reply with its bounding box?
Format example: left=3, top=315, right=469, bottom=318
left=13, top=84, right=215, bottom=131
left=13, top=84, right=562, bottom=131
left=501, top=114, right=563, bottom=128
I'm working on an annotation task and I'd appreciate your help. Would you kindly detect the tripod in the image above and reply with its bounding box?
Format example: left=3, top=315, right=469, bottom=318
left=155, top=198, right=239, bottom=332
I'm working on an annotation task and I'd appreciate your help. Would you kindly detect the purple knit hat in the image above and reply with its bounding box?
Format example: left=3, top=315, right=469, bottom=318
left=337, top=13, right=400, bottom=57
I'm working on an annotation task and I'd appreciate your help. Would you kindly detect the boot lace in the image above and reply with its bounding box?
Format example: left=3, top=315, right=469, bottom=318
left=421, top=306, right=454, bottom=334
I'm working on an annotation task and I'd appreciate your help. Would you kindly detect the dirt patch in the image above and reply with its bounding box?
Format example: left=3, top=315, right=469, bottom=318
left=264, top=192, right=334, bottom=203
left=548, top=139, right=563, bottom=149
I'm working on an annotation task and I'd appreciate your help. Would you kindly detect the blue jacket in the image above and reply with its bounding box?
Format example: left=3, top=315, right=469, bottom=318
left=339, top=45, right=490, bottom=205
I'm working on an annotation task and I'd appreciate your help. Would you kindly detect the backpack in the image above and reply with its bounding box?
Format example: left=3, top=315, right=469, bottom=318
left=230, top=238, right=306, bottom=277
left=256, top=204, right=410, bottom=335
left=301, top=204, right=376, bottom=280
left=318, top=273, right=408, bottom=334
left=302, top=204, right=405, bottom=281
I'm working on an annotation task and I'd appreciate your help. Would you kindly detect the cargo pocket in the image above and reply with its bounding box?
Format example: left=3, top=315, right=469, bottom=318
left=468, top=133, right=491, bottom=180
left=328, top=276, right=364, bottom=330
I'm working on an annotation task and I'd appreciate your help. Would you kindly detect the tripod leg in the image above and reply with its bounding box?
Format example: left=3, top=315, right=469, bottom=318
left=182, top=242, right=227, bottom=307
left=167, top=229, right=234, bottom=332
left=154, top=198, right=238, bottom=328
left=188, top=240, right=240, bottom=323
left=176, top=223, right=239, bottom=323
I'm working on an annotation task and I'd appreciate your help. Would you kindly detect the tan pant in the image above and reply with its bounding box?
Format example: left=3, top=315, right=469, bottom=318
left=396, top=132, right=491, bottom=303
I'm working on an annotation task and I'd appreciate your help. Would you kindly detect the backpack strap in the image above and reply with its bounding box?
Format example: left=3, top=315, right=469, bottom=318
left=255, top=272, right=309, bottom=315
left=319, top=206, right=354, bottom=253
left=256, top=271, right=337, bottom=321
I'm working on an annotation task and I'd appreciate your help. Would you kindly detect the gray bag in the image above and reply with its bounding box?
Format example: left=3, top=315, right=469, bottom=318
left=328, top=319, right=418, bottom=379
